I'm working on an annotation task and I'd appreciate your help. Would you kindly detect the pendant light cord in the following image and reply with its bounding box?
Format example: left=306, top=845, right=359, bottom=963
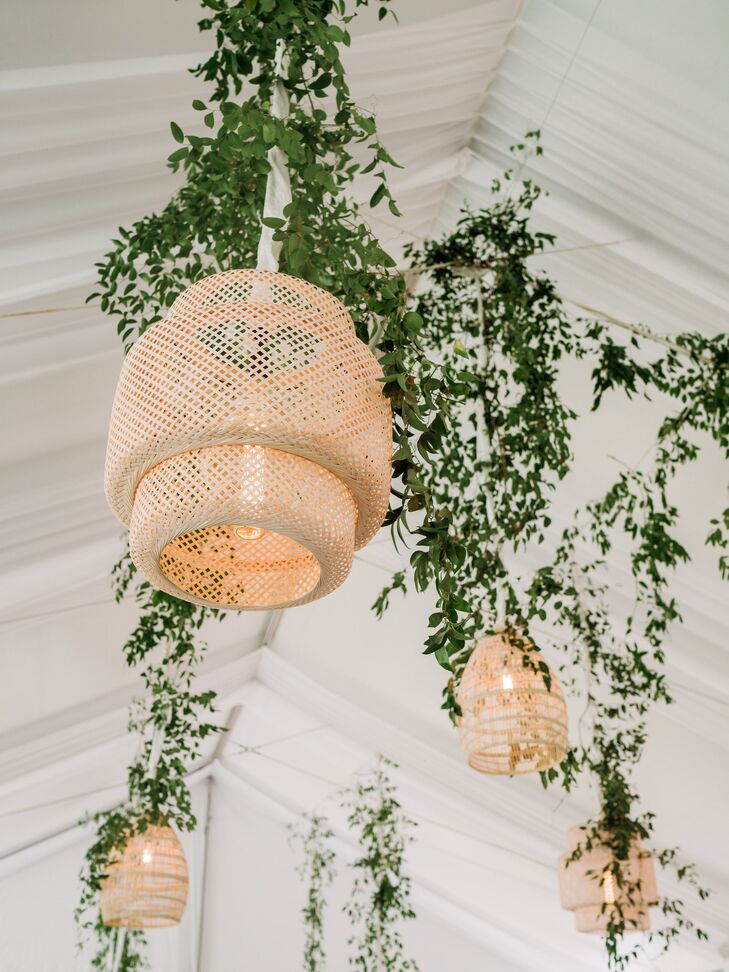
left=255, top=40, right=292, bottom=274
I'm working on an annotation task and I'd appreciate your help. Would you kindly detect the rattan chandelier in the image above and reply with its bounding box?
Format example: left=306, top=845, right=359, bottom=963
left=558, top=826, right=658, bottom=934
left=456, top=632, right=568, bottom=775
left=100, top=823, right=189, bottom=929
left=105, top=270, right=391, bottom=610
left=104, top=44, right=391, bottom=611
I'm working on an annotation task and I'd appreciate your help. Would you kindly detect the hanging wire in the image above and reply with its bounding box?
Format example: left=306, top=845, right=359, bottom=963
left=224, top=743, right=556, bottom=872
left=509, top=0, right=604, bottom=191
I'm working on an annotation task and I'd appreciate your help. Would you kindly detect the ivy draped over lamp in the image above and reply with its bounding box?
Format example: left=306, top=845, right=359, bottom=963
left=103, top=41, right=391, bottom=611
left=100, top=823, right=189, bottom=929
left=558, top=826, right=658, bottom=934
left=105, top=270, right=391, bottom=609
left=457, top=632, right=568, bottom=775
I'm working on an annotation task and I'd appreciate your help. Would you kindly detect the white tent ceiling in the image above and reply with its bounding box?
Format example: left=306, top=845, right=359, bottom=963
left=0, top=1, right=728, bottom=970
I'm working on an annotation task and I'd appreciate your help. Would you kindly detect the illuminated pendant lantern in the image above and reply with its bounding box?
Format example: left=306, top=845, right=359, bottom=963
left=100, top=824, right=189, bottom=928
left=558, top=826, right=658, bottom=934
left=104, top=269, right=391, bottom=610
left=456, top=632, right=568, bottom=774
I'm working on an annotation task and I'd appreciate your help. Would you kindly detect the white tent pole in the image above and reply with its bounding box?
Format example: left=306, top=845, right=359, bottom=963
left=195, top=705, right=242, bottom=972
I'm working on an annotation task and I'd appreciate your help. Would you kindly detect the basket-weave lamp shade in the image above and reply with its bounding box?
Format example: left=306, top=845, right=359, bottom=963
left=105, top=269, right=391, bottom=610
left=558, top=827, right=658, bottom=934
left=456, top=633, right=568, bottom=775
left=100, top=824, right=189, bottom=929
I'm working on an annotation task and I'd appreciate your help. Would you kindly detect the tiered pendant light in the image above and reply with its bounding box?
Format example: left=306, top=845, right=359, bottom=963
left=558, top=826, right=658, bottom=934
left=100, top=824, right=189, bottom=928
left=457, top=632, right=568, bottom=774
left=104, top=269, right=391, bottom=610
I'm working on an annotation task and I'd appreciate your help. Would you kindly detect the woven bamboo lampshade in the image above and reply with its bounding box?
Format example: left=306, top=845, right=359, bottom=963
left=456, top=632, right=568, bottom=775
left=100, top=824, right=189, bottom=929
left=104, top=269, right=392, bottom=610
left=558, top=827, right=658, bottom=934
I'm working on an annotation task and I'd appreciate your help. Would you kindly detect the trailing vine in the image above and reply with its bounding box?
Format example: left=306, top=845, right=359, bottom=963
left=82, top=0, right=725, bottom=963
left=83, top=1, right=431, bottom=967
left=293, top=759, right=418, bottom=972
left=292, top=815, right=337, bottom=972
left=76, top=561, right=219, bottom=969
left=344, top=758, right=418, bottom=972
left=375, top=136, right=726, bottom=966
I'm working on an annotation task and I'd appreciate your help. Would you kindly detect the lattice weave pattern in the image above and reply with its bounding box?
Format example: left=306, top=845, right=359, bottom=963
left=558, top=827, right=658, bottom=934
left=104, top=269, right=391, bottom=609
left=456, top=633, right=568, bottom=775
left=130, top=444, right=357, bottom=610
left=100, top=825, right=189, bottom=929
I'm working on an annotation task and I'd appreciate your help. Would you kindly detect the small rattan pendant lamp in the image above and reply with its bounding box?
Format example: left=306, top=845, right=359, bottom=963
left=100, top=823, right=189, bottom=929
left=104, top=44, right=391, bottom=611
left=456, top=631, right=568, bottom=775
left=558, top=826, right=658, bottom=934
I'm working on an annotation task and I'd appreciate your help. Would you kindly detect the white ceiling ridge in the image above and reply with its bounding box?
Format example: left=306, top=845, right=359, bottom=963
left=459, top=152, right=729, bottom=314
left=468, top=124, right=729, bottom=262
left=0, top=51, right=208, bottom=93
left=254, top=647, right=589, bottom=849
left=0, top=267, right=98, bottom=307
left=0, top=649, right=263, bottom=784
left=0, top=345, right=118, bottom=387
left=348, top=1, right=521, bottom=55
left=217, top=733, right=727, bottom=957
left=212, top=760, right=596, bottom=972
left=510, top=6, right=729, bottom=137
left=0, top=762, right=212, bottom=879
left=2, top=119, right=202, bottom=164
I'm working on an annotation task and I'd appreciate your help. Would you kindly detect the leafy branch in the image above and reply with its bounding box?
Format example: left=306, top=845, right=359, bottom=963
left=376, top=135, right=725, bottom=966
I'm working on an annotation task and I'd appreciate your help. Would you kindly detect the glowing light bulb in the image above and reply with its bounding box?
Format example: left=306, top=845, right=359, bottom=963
left=502, top=672, right=514, bottom=690
left=234, top=525, right=264, bottom=541
left=603, top=869, right=616, bottom=905
left=141, top=845, right=153, bottom=865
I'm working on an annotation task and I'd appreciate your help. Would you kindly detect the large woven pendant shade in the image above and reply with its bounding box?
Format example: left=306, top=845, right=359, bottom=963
left=104, top=269, right=392, bottom=610
left=456, top=632, right=568, bottom=775
left=558, top=827, right=658, bottom=934
left=100, top=824, right=189, bottom=929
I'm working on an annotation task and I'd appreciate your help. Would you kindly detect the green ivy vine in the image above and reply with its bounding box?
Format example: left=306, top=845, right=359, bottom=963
left=84, top=1, right=423, bottom=968
left=344, top=758, right=419, bottom=972
left=375, top=136, right=726, bottom=967
left=76, top=562, right=219, bottom=969
left=292, top=815, right=337, bottom=972
left=84, top=0, right=727, bottom=965
left=293, top=758, right=418, bottom=972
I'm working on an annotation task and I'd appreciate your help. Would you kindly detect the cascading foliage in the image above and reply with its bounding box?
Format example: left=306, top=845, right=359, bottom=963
left=375, top=137, right=726, bottom=967
left=81, top=0, right=423, bottom=967
left=292, top=758, right=419, bottom=972
left=83, top=0, right=728, bottom=966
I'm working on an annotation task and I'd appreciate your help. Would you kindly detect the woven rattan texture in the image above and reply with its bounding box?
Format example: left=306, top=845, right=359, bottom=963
left=456, top=633, right=568, bottom=775
left=105, top=269, right=391, bottom=550
left=558, top=827, right=657, bottom=934
left=100, top=825, right=188, bottom=929
left=129, top=444, right=357, bottom=610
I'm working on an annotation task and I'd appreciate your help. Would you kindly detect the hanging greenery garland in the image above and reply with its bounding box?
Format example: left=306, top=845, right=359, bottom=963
left=76, top=566, right=219, bottom=968
left=293, top=758, right=419, bottom=972
left=344, top=758, right=419, bottom=972
left=82, top=0, right=726, bottom=964
left=82, top=1, right=427, bottom=967
left=375, top=136, right=725, bottom=967
left=292, top=815, right=337, bottom=972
